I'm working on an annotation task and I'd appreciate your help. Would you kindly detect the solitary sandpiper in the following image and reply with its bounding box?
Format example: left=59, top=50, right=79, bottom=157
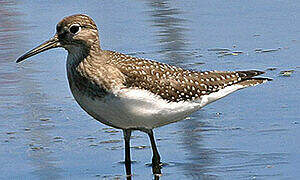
left=16, top=14, right=271, bottom=176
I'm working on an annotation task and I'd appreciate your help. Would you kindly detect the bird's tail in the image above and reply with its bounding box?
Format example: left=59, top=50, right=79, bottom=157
left=235, top=70, right=272, bottom=88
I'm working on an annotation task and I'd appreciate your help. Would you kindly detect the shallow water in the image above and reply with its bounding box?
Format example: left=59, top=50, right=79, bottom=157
left=1, top=0, right=299, bottom=179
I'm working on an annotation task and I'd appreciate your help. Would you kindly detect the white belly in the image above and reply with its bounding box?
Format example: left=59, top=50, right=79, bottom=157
left=72, top=87, right=202, bottom=129
left=70, top=83, right=248, bottom=130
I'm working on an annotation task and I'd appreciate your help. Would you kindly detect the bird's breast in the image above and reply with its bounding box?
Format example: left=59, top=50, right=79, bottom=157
left=67, top=67, right=108, bottom=103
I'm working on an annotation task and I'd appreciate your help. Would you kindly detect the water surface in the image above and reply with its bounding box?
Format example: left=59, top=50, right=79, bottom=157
left=1, top=0, right=299, bottom=179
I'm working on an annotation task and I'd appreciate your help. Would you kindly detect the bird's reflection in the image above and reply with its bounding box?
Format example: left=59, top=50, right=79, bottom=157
left=145, top=0, right=215, bottom=179
left=146, top=0, right=190, bottom=66
left=179, top=114, right=217, bottom=179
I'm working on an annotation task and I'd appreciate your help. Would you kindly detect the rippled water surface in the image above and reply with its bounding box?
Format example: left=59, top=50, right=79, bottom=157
left=1, top=0, right=299, bottom=179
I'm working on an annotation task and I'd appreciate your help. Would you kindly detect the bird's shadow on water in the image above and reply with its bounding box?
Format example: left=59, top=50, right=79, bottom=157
left=119, top=0, right=213, bottom=179
left=121, top=112, right=216, bottom=180
left=178, top=117, right=219, bottom=179
left=162, top=110, right=219, bottom=180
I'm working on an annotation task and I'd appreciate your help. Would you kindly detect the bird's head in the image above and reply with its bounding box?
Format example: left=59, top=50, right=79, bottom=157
left=16, top=14, right=100, bottom=63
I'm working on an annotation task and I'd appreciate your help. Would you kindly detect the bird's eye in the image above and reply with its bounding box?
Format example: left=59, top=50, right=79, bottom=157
left=69, top=24, right=81, bottom=34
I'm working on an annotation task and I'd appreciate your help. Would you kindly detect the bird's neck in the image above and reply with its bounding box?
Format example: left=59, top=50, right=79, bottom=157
left=67, top=46, right=88, bottom=66
left=66, top=42, right=110, bottom=98
left=66, top=39, right=102, bottom=64
left=66, top=41, right=102, bottom=78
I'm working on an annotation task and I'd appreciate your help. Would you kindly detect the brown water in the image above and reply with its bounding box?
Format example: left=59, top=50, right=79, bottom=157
left=1, top=0, right=299, bottom=179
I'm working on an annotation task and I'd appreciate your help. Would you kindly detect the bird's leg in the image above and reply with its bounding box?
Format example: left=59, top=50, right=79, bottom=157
left=146, top=129, right=162, bottom=175
left=123, top=129, right=132, bottom=177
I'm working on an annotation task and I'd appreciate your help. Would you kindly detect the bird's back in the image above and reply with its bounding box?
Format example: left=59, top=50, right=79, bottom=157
left=104, top=50, right=269, bottom=103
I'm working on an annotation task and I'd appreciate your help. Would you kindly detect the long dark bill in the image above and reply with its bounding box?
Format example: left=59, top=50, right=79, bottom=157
left=16, top=35, right=60, bottom=63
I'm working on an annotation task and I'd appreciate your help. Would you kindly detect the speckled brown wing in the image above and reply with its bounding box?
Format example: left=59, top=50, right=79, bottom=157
left=106, top=51, right=268, bottom=102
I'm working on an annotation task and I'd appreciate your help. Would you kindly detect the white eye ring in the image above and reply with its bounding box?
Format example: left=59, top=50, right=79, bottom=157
left=69, top=24, right=81, bottom=34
